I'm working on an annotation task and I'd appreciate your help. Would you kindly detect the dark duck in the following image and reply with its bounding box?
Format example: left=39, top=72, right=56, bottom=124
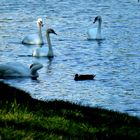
left=74, top=74, right=96, bottom=81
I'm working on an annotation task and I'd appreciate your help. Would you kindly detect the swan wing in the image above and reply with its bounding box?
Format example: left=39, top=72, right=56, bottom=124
left=0, top=62, right=30, bottom=77
left=87, top=28, right=97, bottom=39
left=22, top=34, right=43, bottom=45
left=32, top=47, right=48, bottom=57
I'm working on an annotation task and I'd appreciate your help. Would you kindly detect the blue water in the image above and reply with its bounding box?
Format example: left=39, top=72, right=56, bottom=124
left=0, top=0, right=140, bottom=117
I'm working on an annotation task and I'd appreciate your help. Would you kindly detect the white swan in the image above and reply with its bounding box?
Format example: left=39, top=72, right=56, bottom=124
left=87, top=16, right=102, bottom=40
left=22, top=18, right=44, bottom=45
left=32, top=28, right=57, bottom=58
left=0, top=62, right=43, bottom=79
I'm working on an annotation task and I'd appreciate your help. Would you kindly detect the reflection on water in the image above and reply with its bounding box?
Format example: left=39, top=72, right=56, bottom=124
left=0, top=0, right=140, bottom=117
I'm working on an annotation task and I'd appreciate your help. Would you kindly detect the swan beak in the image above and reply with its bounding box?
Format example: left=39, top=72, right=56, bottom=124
left=53, top=31, right=57, bottom=35
left=41, top=23, right=43, bottom=27
left=93, top=17, right=98, bottom=24
left=39, top=21, right=43, bottom=27
left=93, top=19, right=97, bottom=24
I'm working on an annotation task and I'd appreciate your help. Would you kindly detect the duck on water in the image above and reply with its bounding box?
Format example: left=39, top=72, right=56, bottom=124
left=74, top=74, right=96, bottom=81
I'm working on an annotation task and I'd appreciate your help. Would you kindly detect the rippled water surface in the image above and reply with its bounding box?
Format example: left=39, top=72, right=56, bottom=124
left=0, top=0, right=140, bottom=117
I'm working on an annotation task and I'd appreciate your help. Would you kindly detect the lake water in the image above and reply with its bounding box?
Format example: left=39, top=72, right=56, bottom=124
left=0, top=0, right=140, bottom=117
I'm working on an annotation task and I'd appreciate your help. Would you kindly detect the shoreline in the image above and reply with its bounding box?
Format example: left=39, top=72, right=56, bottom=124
left=0, top=81, right=140, bottom=139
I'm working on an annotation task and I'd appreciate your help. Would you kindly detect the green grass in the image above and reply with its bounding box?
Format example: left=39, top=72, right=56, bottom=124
left=0, top=81, right=140, bottom=139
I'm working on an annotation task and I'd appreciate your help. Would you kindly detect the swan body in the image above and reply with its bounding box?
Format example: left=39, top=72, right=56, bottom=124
left=87, top=16, right=102, bottom=40
left=0, top=62, right=43, bottom=79
left=22, top=18, right=44, bottom=45
left=32, top=28, right=57, bottom=58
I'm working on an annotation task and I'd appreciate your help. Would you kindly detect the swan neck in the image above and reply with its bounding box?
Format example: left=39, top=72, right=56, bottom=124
left=46, top=33, right=53, bottom=57
left=30, top=64, right=43, bottom=77
left=97, top=20, right=102, bottom=39
left=30, top=68, right=38, bottom=78
left=38, top=26, right=43, bottom=39
left=98, top=20, right=101, bottom=33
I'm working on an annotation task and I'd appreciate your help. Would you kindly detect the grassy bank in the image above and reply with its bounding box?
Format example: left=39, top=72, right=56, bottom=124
left=0, top=81, right=140, bottom=139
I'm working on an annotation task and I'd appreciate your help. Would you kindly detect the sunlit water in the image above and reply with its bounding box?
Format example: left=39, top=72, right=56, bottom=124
left=0, top=0, right=140, bottom=117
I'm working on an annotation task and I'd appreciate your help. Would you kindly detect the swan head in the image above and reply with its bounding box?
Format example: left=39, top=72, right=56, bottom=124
left=30, top=62, right=43, bottom=79
left=37, top=18, right=43, bottom=27
left=93, top=16, right=102, bottom=24
left=46, top=28, right=57, bottom=35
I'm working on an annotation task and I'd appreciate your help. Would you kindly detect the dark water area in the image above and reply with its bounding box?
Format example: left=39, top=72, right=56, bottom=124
left=0, top=0, right=140, bottom=117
